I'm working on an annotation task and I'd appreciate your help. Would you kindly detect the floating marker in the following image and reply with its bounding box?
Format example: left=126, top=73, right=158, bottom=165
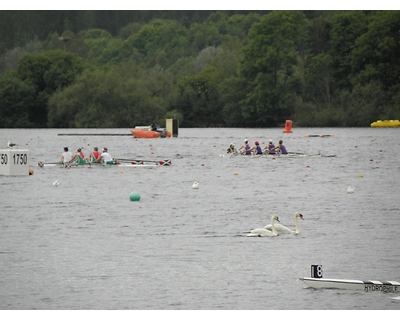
left=283, top=119, right=293, bottom=133
left=29, top=168, right=34, bottom=175
left=346, top=186, right=355, bottom=194
left=192, top=182, right=199, bottom=189
left=234, top=171, right=238, bottom=175
left=53, top=180, right=59, bottom=187
left=130, top=192, right=141, bottom=201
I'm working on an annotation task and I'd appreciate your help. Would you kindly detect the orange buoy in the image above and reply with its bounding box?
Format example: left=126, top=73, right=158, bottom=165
left=283, top=120, right=293, bottom=133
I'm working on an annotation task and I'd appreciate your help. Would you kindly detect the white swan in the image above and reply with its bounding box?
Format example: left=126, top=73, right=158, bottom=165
left=247, top=215, right=280, bottom=237
left=265, top=212, right=304, bottom=235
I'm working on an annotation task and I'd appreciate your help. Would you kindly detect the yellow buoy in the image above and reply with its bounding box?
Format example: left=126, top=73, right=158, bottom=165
left=234, top=171, right=238, bottom=175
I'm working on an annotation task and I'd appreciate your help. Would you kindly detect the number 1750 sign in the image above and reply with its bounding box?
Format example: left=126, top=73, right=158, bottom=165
left=1, top=153, right=28, bottom=165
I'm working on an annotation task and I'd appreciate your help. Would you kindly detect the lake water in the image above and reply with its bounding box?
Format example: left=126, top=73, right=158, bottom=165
left=0, top=127, right=399, bottom=311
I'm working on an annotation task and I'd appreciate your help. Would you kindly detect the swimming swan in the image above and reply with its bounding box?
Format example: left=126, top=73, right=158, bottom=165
left=247, top=215, right=280, bottom=237
left=265, top=212, right=304, bottom=235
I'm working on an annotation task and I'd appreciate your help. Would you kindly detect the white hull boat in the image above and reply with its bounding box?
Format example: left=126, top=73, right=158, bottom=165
left=300, top=277, right=400, bottom=292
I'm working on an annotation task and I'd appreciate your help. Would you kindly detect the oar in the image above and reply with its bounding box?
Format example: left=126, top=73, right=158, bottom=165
left=37, top=161, right=61, bottom=167
left=117, top=158, right=169, bottom=163
left=238, top=149, right=253, bottom=155
left=117, top=158, right=171, bottom=166
left=38, top=160, right=93, bottom=167
left=117, top=158, right=162, bottom=162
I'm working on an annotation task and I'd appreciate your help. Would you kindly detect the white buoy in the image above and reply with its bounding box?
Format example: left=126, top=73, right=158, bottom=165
left=53, top=180, right=59, bottom=187
left=192, top=182, right=199, bottom=189
left=346, top=186, right=354, bottom=194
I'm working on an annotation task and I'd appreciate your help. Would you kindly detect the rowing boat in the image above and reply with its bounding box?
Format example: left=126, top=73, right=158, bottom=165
left=130, top=126, right=172, bottom=138
left=37, top=159, right=171, bottom=168
left=299, top=277, right=400, bottom=292
left=38, top=163, right=160, bottom=168
left=228, top=152, right=336, bottom=158
left=371, top=120, right=400, bottom=128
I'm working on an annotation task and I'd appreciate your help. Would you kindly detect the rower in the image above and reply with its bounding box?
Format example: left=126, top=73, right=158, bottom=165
left=263, top=140, right=276, bottom=154
left=61, top=147, right=73, bottom=163
left=88, top=147, right=101, bottom=163
left=273, top=140, right=288, bottom=155
left=249, top=141, right=263, bottom=155
left=227, top=143, right=237, bottom=154
left=70, top=148, right=85, bottom=163
left=100, top=147, right=120, bottom=164
left=239, top=139, right=251, bottom=155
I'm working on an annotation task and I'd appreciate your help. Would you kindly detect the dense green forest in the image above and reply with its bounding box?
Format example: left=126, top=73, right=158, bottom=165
left=0, top=10, right=399, bottom=128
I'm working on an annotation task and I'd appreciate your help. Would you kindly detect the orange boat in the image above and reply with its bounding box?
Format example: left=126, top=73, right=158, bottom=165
left=130, top=126, right=172, bottom=138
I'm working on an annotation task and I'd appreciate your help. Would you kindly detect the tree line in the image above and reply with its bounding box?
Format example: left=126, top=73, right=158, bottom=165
left=0, top=10, right=399, bottom=128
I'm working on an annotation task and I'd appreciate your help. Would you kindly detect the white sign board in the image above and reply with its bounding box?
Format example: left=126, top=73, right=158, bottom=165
left=0, top=149, right=29, bottom=176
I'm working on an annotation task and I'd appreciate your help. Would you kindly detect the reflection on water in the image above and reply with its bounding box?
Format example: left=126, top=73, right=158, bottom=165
left=0, top=127, right=399, bottom=310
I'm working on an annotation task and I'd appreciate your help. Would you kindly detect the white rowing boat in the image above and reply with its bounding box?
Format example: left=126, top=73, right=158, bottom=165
left=299, top=277, right=400, bottom=292
left=37, top=159, right=171, bottom=168
left=38, top=163, right=160, bottom=168
left=229, top=152, right=336, bottom=158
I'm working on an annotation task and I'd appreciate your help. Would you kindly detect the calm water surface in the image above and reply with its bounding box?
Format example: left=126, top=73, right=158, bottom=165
left=0, top=127, right=399, bottom=310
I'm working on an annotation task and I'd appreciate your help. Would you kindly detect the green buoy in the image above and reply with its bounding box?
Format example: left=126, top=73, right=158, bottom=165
left=130, top=192, right=141, bottom=201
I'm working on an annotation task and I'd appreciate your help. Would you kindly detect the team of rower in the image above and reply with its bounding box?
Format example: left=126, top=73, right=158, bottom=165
left=61, top=146, right=120, bottom=164
left=227, top=139, right=288, bottom=155
left=60, top=139, right=286, bottom=165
